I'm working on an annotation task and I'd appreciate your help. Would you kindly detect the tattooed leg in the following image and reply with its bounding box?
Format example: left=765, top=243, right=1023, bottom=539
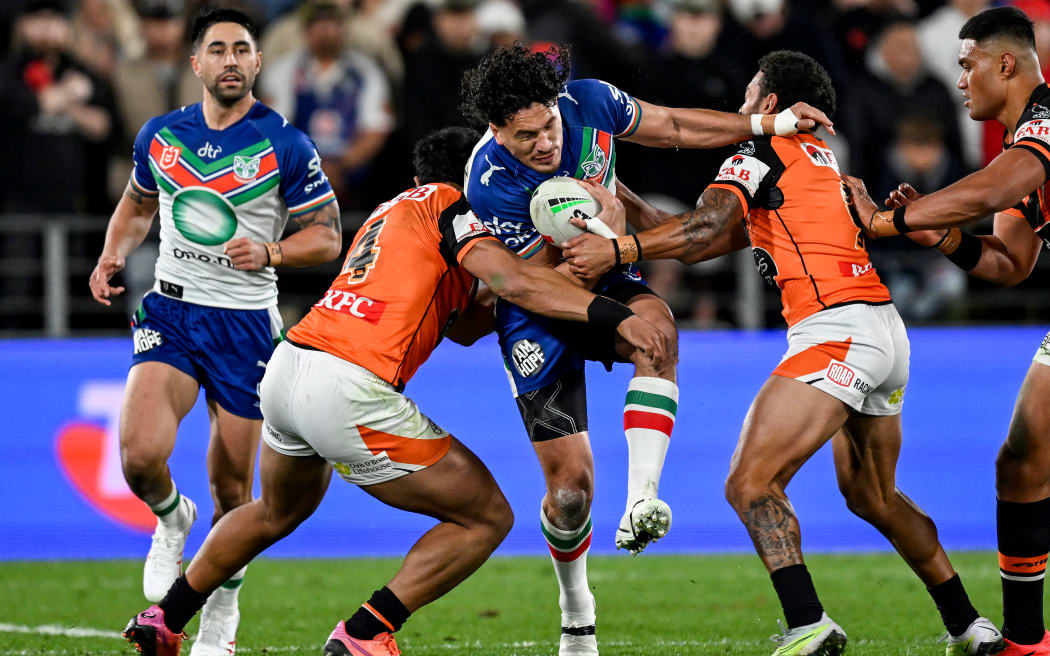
left=742, top=494, right=803, bottom=570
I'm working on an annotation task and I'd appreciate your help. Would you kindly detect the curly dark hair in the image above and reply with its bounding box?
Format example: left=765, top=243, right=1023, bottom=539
left=189, top=7, right=260, bottom=51
left=757, top=50, right=836, bottom=118
left=413, top=127, right=482, bottom=185
left=460, top=43, right=571, bottom=126
left=959, top=7, right=1035, bottom=49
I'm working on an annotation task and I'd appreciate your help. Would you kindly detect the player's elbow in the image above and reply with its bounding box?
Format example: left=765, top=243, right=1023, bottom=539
left=318, top=228, right=343, bottom=263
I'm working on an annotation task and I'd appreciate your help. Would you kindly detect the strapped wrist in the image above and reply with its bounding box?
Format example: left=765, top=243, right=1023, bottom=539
left=615, top=235, right=639, bottom=264
left=265, top=241, right=283, bottom=267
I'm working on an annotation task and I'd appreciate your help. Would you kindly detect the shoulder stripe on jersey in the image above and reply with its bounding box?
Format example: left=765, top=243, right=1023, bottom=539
left=617, top=98, right=643, bottom=138
left=130, top=171, right=159, bottom=197
left=289, top=190, right=336, bottom=216
left=707, top=182, right=749, bottom=213
left=158, top=127, right=271, bottom=175
left=517, top=235, right=546, bottom=258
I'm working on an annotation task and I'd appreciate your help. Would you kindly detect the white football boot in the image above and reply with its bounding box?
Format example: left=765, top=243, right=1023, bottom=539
left=615, top=498, right=672, bottom=555
left=941, top=617, right=1005, bottom=656
left=143, top=495, right=197, bottom=602
left=769, top=613, right=847, bottom=656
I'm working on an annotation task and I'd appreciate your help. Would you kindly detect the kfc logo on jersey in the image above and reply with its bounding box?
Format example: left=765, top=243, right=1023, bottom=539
left=315, top=289, right=387, bottom=324
left=1016, top=119, right=1050, bottom=146
left=838, top=260, right=874, bottom=277
left=716, top=153, right=768, bottom=195
left=158, top=145, right=181, bottom=170
left=800, top=142, right=839, bottom=171
left=827, top=362, right=855, bottom=387
left=452, top=210, right=490, bottom=242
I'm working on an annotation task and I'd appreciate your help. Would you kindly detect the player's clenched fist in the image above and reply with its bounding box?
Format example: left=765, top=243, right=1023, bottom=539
left=616, top=315, right=671, bottom=371
left=224, top=237, right=269, bottom=271
left=89, top=254, right=126, bottom=306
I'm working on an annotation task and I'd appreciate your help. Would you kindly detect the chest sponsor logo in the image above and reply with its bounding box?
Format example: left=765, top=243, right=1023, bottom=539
left=133, top=328, right=164, bottom=354
left=196, top=141, right=222, bottom=159
left=314, top=289, right=387, bottom=324
left=826, top=361, right=855, bottom=387
left=800, top=142, right=839, bottom=171
left=452, top=210, right=490, bottom=242
left=172, top=246, right=234, bottom=269
left=839, top=260, right=874, bottom=277
left=159, top=145, right=181, bottom=170
left=511, top=339, right=545, bottom=378
left=752, top=247, right=779, bottom=287
left=233, top=155, right=261, bottom=182
left=1016, top=119, right=1050, bottom=146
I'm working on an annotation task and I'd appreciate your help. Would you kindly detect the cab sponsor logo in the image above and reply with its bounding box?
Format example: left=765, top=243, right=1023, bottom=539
left=800, top=142, right=839, bottom=171
left=159, top=145, right=181, bottom=170
left=133, top=328, right=163, bottom=354
left=827, top=361, right=855, bottom=387
left=314, top=289, right=387, bottom=324
left=233, top=155, right=261, bottom=182
left=452, top=210, right=490, bottom=242
left=1016, top=119, right=1050, bottom=146
left=839, top=260, right=874, bottom=277
left=716, top=153, right=766, bottom=195
left=511, top=339, right=545, bottom=378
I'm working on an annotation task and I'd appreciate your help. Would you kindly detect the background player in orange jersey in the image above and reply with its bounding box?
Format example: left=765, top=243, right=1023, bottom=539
left=844, top=8, right=1050, bottom=655
left=121, top=126, right=671, bottom=656
left=563, top=51, right=1002, bottom=656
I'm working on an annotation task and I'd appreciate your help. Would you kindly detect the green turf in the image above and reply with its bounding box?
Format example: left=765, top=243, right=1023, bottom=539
left=0, top=552, right=1040, bottom=655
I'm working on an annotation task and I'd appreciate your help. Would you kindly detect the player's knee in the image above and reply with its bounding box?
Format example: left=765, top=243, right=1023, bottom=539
left=479, top=493, right=514, bottom=545
left=120, top=448, right=167, bottom=490
left=210, top=478, right=252, bottom=517
left=996, top=443, right=1047, bottom=494
left=840, top=486, right=892, bottom=525
left=548, top=484, right=592, bottom=526
left=724, top=468, right=770, bottom=512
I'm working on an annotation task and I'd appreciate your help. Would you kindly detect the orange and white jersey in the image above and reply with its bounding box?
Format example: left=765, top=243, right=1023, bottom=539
left=997, top=84, right=1050, bottom=248
left=708, top=134, right=891, bottom=326
left=287, top=183, right=496, bottom=388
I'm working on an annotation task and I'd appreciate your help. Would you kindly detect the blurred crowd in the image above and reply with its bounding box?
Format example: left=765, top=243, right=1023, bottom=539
left=2, top=0, right=1048, bottom=330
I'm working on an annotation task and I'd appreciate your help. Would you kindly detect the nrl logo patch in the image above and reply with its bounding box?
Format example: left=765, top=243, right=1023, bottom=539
left=581, top=145, right=607, bottom=179
left=233, top=155, right=261, bottom=182
left=159, top=145, right=180, bottom=170
left=1033, top=104, right=1050, bottom=119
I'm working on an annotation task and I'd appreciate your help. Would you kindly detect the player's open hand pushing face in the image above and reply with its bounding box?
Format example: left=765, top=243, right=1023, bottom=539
left=89, top=254, right=126, bottom=306
left=224, top=237, right=269, bottom=270
left=616, top=314, right=671, bottom=371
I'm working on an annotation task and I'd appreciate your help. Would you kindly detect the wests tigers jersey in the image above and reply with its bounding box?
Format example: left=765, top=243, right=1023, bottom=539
left=996, top=84, right=1050, bottom=246
left=709, top=133, right=891, bottom=326
left=286, top=184, right=496, bottom=389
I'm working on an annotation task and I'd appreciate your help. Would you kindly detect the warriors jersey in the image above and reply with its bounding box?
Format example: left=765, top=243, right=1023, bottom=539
left=709, top=134, right=891, bottom=326
left=997, top=84, right=1050, bottom=247
left=130, top=102, right=336, bottom=309
left=286, top=184, right=496, bottom=389
left=464, top=78, right=642, bottom=258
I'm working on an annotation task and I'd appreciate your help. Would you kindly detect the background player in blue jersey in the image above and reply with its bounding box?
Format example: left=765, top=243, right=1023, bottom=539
left=460, top=43, right=834, bottom=656
left=87, top=9, right=342, bottom=656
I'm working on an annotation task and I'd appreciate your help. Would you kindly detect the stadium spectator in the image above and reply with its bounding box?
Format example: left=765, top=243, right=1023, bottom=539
left=262, top=0, right=395, bottom=209
left=918, top=0, right=989, bottom=168
left=71, top=0, right=144, bottom=78
left=477, top=0, right=526, bottom=50
left=830, top=0, right=918, bottom=75
left=840, top=19, right=963, bottom=188
left=0, top=0, right=119, bottom=215
left=401, top=0, right=483, bottom=148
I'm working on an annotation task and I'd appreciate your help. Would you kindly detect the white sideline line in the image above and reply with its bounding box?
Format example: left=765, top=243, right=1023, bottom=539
left=0, top=622, right=123, bottom=639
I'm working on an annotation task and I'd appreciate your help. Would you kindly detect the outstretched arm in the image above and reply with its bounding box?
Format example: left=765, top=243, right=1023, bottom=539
left=624, top=100, right=834, bottom=150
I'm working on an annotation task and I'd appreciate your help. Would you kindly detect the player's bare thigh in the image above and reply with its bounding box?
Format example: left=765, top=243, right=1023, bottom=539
left=998, top=361, right=1050, bottom=501
left=727, top=376, right=850, bottom=499
left=620, top=293, right=678, bottom=379
left=119, top=362, right=200, bottom=480
left=533, top=432, right=595, bottom=529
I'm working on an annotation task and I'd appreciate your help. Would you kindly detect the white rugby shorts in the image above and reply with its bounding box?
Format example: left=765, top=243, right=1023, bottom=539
left=260, top=341, right=452, bottom=486
left=772, top=303, right=909, bottom=415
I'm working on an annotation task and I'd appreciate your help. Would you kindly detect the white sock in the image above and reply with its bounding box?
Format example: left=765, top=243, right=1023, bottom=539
left=624, top=377, right=678, bottom=503
left=150, top=484, right=184, bottom=529
left=209, top=565, right=247, bottom=607
left=540, top=507, right=594, bottom=627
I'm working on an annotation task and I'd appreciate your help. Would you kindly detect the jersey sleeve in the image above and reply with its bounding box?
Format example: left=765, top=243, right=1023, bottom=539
left=276, top=128, right=337, bottom=217
left=1012, top=108, right=1050, bottom=178
left=129, top=117, right=161, bottom=196
left=437, top=195, right=498, bottom=266
left=567, top=79, right=642, bottom=138
left=706, top=140, right=774, bottom=213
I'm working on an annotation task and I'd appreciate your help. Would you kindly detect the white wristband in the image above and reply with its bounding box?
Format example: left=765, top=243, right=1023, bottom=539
left=750, top=113, right=764, bottom=136
left=773, top=108, right=800, bottom=136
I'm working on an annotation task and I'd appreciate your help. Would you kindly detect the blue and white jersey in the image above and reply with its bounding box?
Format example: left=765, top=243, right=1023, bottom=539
left=130, top=102, right=336, bottom=309
left=464, top=79, right=642, bottom=258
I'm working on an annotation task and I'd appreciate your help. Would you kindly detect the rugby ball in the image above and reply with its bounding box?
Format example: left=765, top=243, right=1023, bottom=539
left=529, top=176, right=603, bottom=245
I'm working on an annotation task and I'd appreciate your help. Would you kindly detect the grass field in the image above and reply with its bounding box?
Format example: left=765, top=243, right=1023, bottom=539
left=0, top=552, right=1041, bottom=656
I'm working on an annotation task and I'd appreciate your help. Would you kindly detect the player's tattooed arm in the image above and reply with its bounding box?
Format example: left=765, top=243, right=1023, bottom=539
left=90, top=183, right=159, bottom=305
left=226, top=201, right=343, bottom=270
left=741, top=494, right=804, bottom=570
